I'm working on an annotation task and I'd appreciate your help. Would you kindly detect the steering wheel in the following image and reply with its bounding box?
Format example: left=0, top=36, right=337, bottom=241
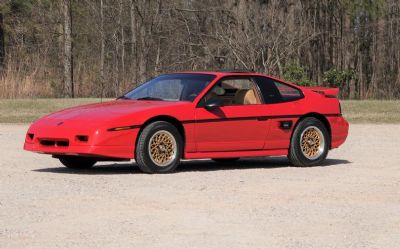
left=187, top=93, right=198, bottom=101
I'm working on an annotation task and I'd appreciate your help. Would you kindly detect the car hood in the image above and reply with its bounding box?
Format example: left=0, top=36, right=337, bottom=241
left=37, top=100, right=189, bottom=124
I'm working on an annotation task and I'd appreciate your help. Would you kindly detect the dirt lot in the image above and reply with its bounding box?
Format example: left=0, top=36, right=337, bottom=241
left=1, top=124, right=399, bottom=249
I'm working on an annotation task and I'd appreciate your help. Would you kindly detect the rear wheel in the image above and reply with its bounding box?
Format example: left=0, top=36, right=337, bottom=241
left=135, top=121, right=183, bottom=173
left=288, top=117, right=330, bottom=167
left=59, top=156, right=97, bottom=169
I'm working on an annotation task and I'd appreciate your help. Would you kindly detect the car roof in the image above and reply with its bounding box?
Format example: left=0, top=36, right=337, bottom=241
left=172, top=71, right=299, bottom=87
left=173, top=71, right=270, bottom=77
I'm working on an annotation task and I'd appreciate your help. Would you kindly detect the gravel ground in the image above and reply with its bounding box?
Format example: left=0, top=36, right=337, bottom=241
left=1, top=124, right=399, bottom=249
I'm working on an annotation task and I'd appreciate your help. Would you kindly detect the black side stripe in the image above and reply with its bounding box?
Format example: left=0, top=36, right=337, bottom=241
left=181, top=114, right=342, bottom=124
left=181, top=115, right=297, bottom=124
left=108, top=113, right=342, bottom=131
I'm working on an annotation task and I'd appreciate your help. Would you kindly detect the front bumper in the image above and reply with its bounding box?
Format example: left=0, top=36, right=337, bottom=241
left=24, top=125, right=139, bottom=159
left=23, top=143, right=135, bottom=159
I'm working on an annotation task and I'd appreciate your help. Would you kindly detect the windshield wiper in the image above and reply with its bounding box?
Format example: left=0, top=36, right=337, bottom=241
left=136, top=97, right=164, bottom=101
left=117, top=95, right=130, bottom=100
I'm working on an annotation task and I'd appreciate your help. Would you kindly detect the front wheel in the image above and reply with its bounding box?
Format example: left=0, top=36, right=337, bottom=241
left=59, top=156, right=97, bottom=169
left=135, top=121, right=183, bottom=173
left=288, top=117, right=330, bottom=167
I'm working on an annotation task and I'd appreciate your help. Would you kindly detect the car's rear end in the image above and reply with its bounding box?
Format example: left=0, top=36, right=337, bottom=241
left=301, top=86, right=349, bottom=149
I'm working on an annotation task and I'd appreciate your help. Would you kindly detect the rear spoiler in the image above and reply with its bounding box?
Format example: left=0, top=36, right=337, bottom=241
left=301, top=87, right=339, bottom=98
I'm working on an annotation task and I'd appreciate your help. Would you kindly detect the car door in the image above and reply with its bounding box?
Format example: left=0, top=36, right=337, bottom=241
left=252, top=76, right=305, bottom=150
left=194, top=77, right=269, bottom=152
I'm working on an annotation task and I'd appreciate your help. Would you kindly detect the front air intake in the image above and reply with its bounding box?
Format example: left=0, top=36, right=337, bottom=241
left=39, top=139, right=69, bottom=147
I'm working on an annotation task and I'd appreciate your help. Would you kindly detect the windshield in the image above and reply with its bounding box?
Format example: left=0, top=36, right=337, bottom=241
left=123, top=74, right=216, bottom=101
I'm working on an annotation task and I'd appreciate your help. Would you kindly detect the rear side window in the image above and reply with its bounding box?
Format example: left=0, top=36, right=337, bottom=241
left=254, top=76, right=303, bottom=104
left=274, top=82, right=303, bottom=101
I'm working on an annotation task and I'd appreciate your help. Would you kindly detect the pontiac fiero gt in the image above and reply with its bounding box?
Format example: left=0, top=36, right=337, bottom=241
left=24, top=71, right=349, bottom=173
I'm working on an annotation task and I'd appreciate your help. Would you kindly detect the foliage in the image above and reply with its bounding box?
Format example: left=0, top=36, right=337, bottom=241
left=342, top=0, right=386, bottom=18
left=323, top=68, right=356, bottom=88
left=0, top=0, right=400, bottom=99
left=282, top=64, right=315, bottom=87
left=0, top=0, right=38, bottom=15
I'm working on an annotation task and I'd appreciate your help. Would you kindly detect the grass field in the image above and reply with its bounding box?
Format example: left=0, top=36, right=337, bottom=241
left=0, top=98, right=108, bottom=123
left=0, top=98, right=399, bottom=123
left=341, top=100, right=400, bottom=123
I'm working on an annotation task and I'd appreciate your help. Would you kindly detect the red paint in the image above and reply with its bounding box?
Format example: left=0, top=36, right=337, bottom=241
left=24, top=72, right=349, bottom=160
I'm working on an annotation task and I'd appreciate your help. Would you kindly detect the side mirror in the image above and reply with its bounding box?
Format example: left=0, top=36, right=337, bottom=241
left=204, top=98, right=222, bottom=111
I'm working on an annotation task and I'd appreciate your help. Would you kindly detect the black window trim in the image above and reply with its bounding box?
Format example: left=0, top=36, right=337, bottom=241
left=196, top=75, right=265, bottom=108
left=253, top=76, right=305, bottom=104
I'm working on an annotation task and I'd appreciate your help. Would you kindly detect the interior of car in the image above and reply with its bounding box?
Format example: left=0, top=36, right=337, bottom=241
left=203, top=78, right=262, bottom=106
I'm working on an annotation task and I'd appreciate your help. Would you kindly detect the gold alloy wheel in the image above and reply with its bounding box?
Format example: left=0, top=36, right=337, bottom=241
left=300, top=126, right=325, bottom=160
left=148, top=130, right=177, bottom=167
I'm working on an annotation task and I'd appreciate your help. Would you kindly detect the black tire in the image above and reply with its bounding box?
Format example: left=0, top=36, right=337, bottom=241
left=135, top=121, right=183, bottom=173
left=59, top=156, right=97, bottom=169
left=288, top=117, right=330, bottom=167
left=212, top=158, right=240, bottom=163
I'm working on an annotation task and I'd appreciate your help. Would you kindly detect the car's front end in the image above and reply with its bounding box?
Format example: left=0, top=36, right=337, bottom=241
left=23, top=101, right=145, bottom=159
left=24, top=117, right=139, bottom=159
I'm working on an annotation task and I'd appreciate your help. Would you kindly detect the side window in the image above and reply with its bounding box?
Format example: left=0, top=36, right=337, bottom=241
left=203, top=78, right=262, bottom=106
left=274, top=82, right=302, bottom=101
left=254, top=76, right=303, bottom=104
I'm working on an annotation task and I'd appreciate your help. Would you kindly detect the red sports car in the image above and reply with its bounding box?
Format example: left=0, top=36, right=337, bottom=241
left=24, top=71, right=349, bottom=173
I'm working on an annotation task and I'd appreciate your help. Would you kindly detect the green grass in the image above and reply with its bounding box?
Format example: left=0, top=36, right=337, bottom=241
left=0, top=98, right=109, bottom=123
left=0, top=99, right=399, bottom=124
left=341, top=100, right=400, bottom=123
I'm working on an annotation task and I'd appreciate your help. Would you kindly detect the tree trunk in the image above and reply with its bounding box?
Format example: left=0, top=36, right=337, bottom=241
left=119, top=0, right=125, bottom=86
left=130, top=0, right=137, bottom=83
left=0, top=13, right=5, bottom=73
left=114, top=0, right=124, bottom=96
left=137, top=2, right=147, bottom=82
left=63, top=0, right=74, bottom=98
left=100, top=0, right=105, bottom=98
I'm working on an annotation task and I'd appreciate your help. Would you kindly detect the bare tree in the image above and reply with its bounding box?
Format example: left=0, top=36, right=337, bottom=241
left=1, top=0, right=400, bottom=99
left=63, top=0, right=74, bottom=98
left=130, top=0, right=138, bottom=83
left=0, top=13, right=5, bottom=73
left=99, top=0, right=105, bottom=98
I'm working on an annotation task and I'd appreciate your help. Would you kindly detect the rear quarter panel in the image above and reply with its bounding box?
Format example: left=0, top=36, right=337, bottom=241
left=295, top=90, right=348, bottom=149
left=263, top=89, right=347, bottom=150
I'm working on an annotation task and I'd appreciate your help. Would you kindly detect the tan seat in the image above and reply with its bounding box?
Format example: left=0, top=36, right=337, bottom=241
left=204, top=85, right=225, bottom=102
left=234, top=89, right=259, bottom=105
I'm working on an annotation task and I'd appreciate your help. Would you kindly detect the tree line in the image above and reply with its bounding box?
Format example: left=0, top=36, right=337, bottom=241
left=0, top=0, right=399, bottom=99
